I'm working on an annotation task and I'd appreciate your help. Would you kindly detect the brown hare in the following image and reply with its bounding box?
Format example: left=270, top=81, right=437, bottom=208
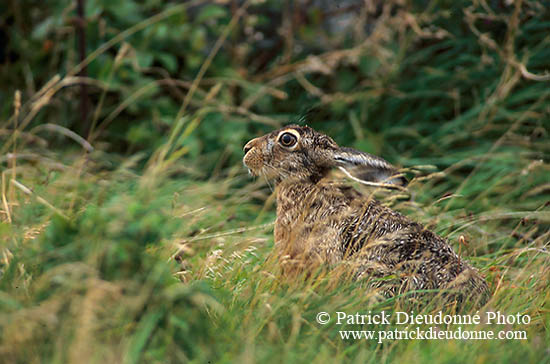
left=243, top=124, right=489, bottom=304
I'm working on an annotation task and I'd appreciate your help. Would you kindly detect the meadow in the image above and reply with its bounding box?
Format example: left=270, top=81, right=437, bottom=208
left=0, top=1, right=549, bottom=363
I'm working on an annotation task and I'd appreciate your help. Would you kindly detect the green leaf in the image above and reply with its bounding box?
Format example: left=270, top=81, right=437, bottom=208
left=196, top=5, right=228, bottom=24
left=190, top=27, right=207, bottom=51
left=137, top=52, right=154, bottom=68
left=157, top=53, right=178, bottom=73
left=124, top=311, right=164, bottom=364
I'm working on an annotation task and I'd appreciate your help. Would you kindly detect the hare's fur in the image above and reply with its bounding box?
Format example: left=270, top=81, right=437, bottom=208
left=243, top=125, right=489, bottom=303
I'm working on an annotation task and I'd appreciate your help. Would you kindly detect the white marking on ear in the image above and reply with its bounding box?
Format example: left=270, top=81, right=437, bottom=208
left=337, top=167, right=407, bottom=191
left=334, top=148, right=394, bottom=170
left=332, top=147, right=407, bottom=188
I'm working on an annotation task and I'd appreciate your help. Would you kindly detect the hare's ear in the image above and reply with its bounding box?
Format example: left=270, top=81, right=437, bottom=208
left=333, top=147, right=407, bottom=187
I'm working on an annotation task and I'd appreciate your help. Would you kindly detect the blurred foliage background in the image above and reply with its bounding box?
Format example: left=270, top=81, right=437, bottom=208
left=1, top=0, right=549, bottom=363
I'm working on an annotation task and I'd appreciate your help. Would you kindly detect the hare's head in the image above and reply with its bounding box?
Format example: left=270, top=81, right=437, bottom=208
left=243, top=125, right=406, bottom=185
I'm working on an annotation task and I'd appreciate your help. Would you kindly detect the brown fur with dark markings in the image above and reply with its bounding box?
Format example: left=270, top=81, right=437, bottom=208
left=243, top=125, right=489, bottom=304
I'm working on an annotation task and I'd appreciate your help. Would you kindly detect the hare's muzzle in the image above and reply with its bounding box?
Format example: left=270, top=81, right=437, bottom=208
left=243, top=138, right=258, bottom=157
left=242, top=137, right=263, bottom=175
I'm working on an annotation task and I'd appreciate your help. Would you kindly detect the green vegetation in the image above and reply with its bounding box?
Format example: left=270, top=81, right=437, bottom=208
left=1, top=0, right=549, bottom=363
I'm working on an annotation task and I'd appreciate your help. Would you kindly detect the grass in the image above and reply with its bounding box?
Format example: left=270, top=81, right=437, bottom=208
left=1, top=1, right=550, bottom=363
left=1, top=115, right=548, bottom=363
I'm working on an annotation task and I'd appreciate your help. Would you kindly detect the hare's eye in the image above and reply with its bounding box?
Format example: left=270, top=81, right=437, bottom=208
left=279, top=132, right=297, bottom=147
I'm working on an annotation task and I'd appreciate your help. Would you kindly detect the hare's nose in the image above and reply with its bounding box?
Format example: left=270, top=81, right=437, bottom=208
left=243, top=139, right=258, bottom=155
